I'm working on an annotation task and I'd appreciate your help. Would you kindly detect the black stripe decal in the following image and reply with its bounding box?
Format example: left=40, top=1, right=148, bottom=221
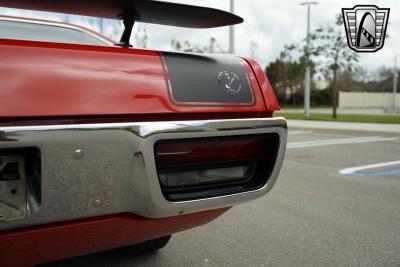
left=159, top=52, right=255, bottom=107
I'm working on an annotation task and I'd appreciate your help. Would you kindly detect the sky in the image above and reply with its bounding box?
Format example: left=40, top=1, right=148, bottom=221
left=0, top=0, right=399, bottom=73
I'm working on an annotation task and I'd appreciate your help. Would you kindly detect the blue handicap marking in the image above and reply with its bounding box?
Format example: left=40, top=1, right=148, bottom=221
left=347, top=169, right=400, bottom=177
left=340, top=160, right=400, bottom=177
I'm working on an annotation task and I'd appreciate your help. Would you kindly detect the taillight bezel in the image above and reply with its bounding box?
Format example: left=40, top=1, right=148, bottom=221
left=154, top=133, right=280, bottom=201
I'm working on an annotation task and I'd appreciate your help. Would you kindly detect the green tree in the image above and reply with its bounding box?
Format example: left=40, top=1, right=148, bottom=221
left=171, top=37, right=226, bottom=54
left=266, top=58, right=287, bottom=104
left=266, top=44, right=314, bottom=106
left=309, top=15, right=359, bottom=118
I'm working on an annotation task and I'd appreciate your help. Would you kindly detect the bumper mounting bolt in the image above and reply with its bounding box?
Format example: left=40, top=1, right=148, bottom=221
left=93, top=199, right=102, bottom=207
left=73, top=149, right=84, bottom=160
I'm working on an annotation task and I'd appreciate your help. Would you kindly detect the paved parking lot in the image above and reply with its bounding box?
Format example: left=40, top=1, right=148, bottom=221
left=43, top=127, right=400, bottom=267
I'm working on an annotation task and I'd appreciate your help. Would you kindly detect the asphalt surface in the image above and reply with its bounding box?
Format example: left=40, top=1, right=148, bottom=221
left=42, top=127, right=400, bottom=267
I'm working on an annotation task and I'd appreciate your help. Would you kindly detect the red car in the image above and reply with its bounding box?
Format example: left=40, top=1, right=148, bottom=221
left=0, top=1, right=287, bottom=266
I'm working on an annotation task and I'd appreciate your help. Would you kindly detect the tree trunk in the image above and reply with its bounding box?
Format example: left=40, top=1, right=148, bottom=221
left=332, top=69, right=338, bottom=119
left=282, top=86, right=287, bottom=105
left=291, top=87, right=296, bottom=106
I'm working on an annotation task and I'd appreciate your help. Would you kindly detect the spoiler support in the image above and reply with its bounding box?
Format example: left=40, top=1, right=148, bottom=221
left=116, top=11, right=137, bottom=47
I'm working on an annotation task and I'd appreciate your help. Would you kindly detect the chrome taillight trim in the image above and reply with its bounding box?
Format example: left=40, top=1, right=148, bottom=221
left=0, top=118, right=287, bottom=231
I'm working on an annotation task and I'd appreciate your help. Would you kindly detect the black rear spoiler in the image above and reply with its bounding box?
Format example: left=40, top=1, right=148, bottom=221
left=0, top=0, right=243, bottom=28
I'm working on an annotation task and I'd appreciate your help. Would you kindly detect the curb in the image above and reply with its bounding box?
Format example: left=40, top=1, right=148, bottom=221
left=287, top=119, right=400, bottom=134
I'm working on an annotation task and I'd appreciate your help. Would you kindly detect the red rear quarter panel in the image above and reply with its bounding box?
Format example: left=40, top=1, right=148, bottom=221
left=0, top=39, right=277, bottom=119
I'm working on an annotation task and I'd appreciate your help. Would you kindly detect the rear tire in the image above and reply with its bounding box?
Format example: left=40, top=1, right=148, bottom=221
left=118, top=235, right=172, bottom=254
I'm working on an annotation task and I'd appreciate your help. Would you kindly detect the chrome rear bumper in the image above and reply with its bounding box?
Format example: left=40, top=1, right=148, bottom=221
left=0, top=117, right=287, bottom=231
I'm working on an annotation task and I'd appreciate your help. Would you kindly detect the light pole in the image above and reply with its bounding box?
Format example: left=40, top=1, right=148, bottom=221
left=250, top=41, right=258, bottom=58
left=393, top=54, right=399, bottom=109
left=99, top=18, right=104, bottom=34
left=300, top=2, right=318, bottom=118
left=229, top=0, right=235, bottom=54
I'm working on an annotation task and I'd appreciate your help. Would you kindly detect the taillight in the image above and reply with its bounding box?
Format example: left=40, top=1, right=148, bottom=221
left=154, top=134, right=279, bottom=201
left=156, top=137, right=263, bottom=167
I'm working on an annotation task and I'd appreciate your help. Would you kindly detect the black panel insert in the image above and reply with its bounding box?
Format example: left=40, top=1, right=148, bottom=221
left=161, top=52, right=255, bottom=106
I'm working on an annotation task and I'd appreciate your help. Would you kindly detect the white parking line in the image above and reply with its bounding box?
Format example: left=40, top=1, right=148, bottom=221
left=287, top=136, right=398, bottom=149
left=289, top=130, right=312, bottom=135
left=339, top=160, right=400, bottom=175
left=339, top=160, right=400, bottom=177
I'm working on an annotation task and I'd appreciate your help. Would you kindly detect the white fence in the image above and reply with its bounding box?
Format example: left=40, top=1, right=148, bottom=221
left=339, top=92, right=400, bottom=108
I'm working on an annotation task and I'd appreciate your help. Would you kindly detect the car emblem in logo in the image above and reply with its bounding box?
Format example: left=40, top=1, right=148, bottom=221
left=217, top=71, right=242, bottom=95
left=342, top=5, right=390, bottom=52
